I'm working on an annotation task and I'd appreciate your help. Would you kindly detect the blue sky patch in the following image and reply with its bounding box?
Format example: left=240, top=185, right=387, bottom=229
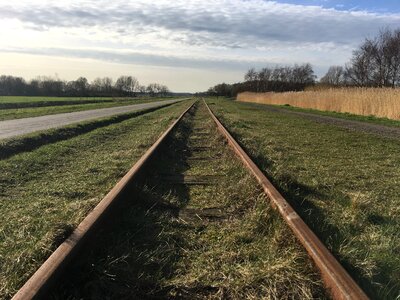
left=272, top=0, right=400, bottom=13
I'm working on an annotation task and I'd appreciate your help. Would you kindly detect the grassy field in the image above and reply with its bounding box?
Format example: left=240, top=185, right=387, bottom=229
left=0, top=96, right=116, bottom=103
left=207, top=98, right=400, bottom=299
left=0, top=100, right=192, bottom=299
left=237, top=87, right=400, bottom=120
left=0, top=96, right=179, bottom=121
left=238, top=100, right=400, bottom=128
left=272, top=103, right=400, bottom=128
left=50, top=101, right=326, bottom=299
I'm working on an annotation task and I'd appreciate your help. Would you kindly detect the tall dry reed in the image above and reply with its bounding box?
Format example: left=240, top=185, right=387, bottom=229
left=237, top=88, right=400, bottom=120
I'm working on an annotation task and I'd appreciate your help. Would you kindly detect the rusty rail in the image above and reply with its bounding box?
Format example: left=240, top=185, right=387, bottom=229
left=204, top=100, right=368, bottom=300
left=12, top=100, right=195, bottom=300
left=13, top=99, right=368, bottom=299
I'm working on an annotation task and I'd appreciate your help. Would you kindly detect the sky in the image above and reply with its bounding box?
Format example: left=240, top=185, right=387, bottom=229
left=0, top=0, right=399, bottom=92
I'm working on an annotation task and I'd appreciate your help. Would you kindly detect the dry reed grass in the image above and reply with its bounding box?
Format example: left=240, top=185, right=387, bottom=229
left=237, top=88, right=400, bottom=120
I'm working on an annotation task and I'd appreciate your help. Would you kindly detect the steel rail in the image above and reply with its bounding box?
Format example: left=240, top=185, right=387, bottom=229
left=12, top=100, right=195, bottom=300
left=204, top=100, right=369, bottom=300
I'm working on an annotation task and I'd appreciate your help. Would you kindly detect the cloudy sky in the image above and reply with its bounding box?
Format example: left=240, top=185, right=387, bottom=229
left=0, top=0, right=399, bottom=92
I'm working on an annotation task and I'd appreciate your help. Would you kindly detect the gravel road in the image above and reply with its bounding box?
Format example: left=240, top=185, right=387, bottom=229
left=0, top=99, right=184, bottom=140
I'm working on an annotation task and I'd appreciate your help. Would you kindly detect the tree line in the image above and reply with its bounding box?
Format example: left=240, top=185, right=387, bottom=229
left=207, top=63, right=316, bottom=97
left=0, top=75, right=170, bottom=97
left=321, top=28, right=400, bottom=88
left=207, top=27, right=400, bottom=97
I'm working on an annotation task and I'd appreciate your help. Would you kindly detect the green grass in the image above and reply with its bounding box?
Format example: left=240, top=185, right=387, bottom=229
left=0, top=102, right=178, bottom=160
left=207, top=98, right=400, bottom=300
left=0, top=100, right=192, bottom=299
left=240, top=100, right=400, bottom=128
left=0, top=96, right=114, bottom=103
left=0, top=96, right=180, bottom=121
left=49, top=101, right=326, bottom=299
left=0, top=96, right=113, bottom=104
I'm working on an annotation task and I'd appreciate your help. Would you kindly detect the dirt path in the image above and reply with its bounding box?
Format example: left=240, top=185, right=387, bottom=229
left=0, top=99, right=184, bottom=140
left=247, top=103, right=400, bottom=140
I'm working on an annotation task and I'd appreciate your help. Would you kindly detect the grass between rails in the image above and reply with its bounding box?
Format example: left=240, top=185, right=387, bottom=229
left=49, top=101, right=326, bottom=299
left=0, top=96, right=180, bottom=121
left=0, top=100, right=192, bottom=299
left=207, top=98, right=400, bottom=299
left=0, top=102, right=177, bottom=160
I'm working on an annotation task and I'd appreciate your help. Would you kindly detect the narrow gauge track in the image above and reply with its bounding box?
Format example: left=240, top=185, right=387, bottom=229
left=13, top=100, right=368, bottom=299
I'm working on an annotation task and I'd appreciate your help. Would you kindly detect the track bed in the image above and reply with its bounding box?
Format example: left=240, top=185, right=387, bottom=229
left=48, top=102, right=326, bottom=299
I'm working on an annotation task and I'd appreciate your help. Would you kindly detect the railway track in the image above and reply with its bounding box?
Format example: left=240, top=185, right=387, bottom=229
left=12, top=100, right=368, bottom=299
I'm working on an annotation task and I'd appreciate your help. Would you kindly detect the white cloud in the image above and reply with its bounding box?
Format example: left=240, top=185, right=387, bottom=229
left=2, top=0, right=399, bottom=45
left=0, top=0, right=399, bottom=91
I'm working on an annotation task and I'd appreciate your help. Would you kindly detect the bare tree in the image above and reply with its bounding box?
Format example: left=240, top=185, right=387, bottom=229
left=0, top=75, right=27, bottom=95
left=38, top=76, right=66, bottom=96
left=66, top=77, right=88, bottom=96
left=320, top=66, right=345, bottom=86
left=144, top=83, right=170, bottom=97
left=294, top=63, right=316, bottom=84
left=244, top=68, right=257, bottom=81
left=102, top=77, right=113, bottom=95
left=244, top=68, right=258, bottom=91
left=159, top=85, right=170, bottom=97
left=0, top=74, right=169, bottom=97
left=345, top=49, right=373, bottom=86
left=91, top=78, right=103, bottom=94
left=138, top=85, right=147, bottom=95
left=115, top=76, right=139, bottom=96
left=257, top=68, right=272, bottom=91
left=146, top=83, right=159, bottom=97
left=92, top=77, right=113, bottom=96
left=345, top=28, right=400, bottom=87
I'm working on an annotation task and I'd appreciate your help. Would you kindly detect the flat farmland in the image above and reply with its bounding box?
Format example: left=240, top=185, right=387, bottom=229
left=0, top=96, right=180, bottom=121
left=207, top=98, right=400, bottom=299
